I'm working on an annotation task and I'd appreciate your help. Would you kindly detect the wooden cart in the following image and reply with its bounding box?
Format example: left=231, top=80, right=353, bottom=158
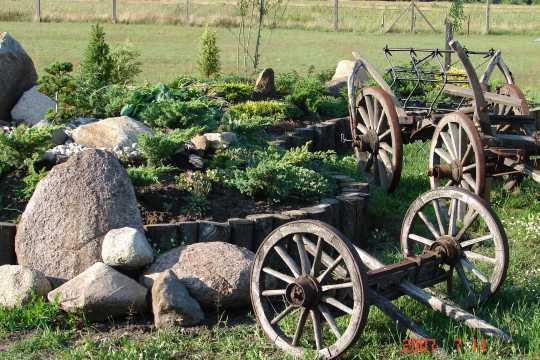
left=250, top=187, right=511, bottom=359
left=346, top=40, right=537, bottom=194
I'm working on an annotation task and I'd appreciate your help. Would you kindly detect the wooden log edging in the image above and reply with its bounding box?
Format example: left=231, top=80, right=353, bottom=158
left=0, top=223, right=17, bottom=265
left=144, top=176, right=370, bottom=253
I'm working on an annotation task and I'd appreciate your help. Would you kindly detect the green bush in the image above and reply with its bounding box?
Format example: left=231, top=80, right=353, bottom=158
left=317, top=95, right=348, bottom=117
left=109, top=43, right=142, bottom=85
left=127, top=165, right=178, bottom=186
left=0, top=125, right=55, bottom=171
left=198, top=26, right=221, bottom=78
left=38, top=62, right=77, bottom=124
left=228, top=100, right=288, bottom=119
left=275, top=71, right=301, bottom=94
left=214, top=82, right=253, bottom=103
left=286, top=76, right=326, bottom=114
left=78, top=23, right=113, bottom=90
left=222, top=114, right=277, bottom=135
left=17, top=164, right=48, bottom=200
left=176, top=169, right=219, bottom=215
left=138, top=128, right=201, bottom=166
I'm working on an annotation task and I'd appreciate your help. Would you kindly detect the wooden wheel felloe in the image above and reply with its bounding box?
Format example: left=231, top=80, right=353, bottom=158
left=429, top=112, right=486, bottom=195
left=400, top=187, right=509, bottom=308
left=351, top=87, right=403, bottom=193
left=493, top=84, right=532, bottom=135
left=250, top=220, right=368, bottom=359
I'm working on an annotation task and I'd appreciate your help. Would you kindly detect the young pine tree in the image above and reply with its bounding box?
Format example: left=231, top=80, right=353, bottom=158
left=79, top=23, right=113, bottom=89
left=449, top=0, right=465, bottom=32
left=197, top=26, right=221, bottom=78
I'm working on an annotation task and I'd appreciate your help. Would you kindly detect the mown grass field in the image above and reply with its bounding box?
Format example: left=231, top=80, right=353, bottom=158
left=2, top=0, right=540, bottom=34
left=1, top=21, right=540, bottom=96
left=1, top=142, right=539, bottom=359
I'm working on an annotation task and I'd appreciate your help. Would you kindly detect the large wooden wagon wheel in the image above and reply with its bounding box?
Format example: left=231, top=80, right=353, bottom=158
left=492, top=84, right=531, bottom=135
left=250, top=220, right=368, bottom=359
left=400, top=187, right=508, bottom=308
left=429, top=112, right=486, bottom=196
left=352, top=87, right=403, bottom=193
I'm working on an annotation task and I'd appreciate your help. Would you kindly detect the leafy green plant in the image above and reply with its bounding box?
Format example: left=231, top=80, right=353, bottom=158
left=38, top=62, right=77, bottom=124
left=127, top=165, right=178, bottom=186
left=228, top=100, right=288, bottom=119
left=109, top=43, right=142, bottom=85
left=138, top=128, right=201, bottom=166
left=17, top=164, right=48, bottom=200
left=0, top=125, right=54, bottom=171
left=317, top=95, right=348, bottom=117
left=275, top=71, right=301, bottom=94
left=198, top=26, right=221, bottom=78
left=176, top=169, right=219, bottom=215
left=214, top=82, right=252, bottom=103
left=286, top=76, right=326, bottom=114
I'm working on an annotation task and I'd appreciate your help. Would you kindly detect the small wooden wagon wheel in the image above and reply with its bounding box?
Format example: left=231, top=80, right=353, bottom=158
left=400, top=187, right=509, bottom=308
left=250, top=220, right=368, bottom=359
left=429, top=112, right=486, bottom=195
left=351, top=87, right=403, bottom=193
left=493, top=84, right=531, bottom=135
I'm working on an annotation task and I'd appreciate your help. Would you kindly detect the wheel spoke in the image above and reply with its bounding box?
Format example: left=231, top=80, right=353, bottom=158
left=379, top=128, right=391, bottom=141
left=322, top=296, right=353, bottom=315
left=434, top=147, right=453, bottom=164
left=460, top=234, right=493, bottom=248
left=376, top=110, right=385, bottom=134
left=358, top=106, right=370, bottom=129
left=458, top=123, right=463, bottom=161
left=322, top=282, right=353, bottom=292
left=455, top=262, right=475, bottom=297
left=448, top=198, right=458, bottom=236
left=373, top=98, right=381, bottom=130
left=463, top=173, right=477, bottom=191
left=418, top=211, right=440, bottom=238
left=379, top=147, right=393, bottom=171
left=294, top=234, right=311, bottom=275
left=357, top=123, right=368, bottom=135
left=292, top=308, right=309, bottom=346
left=310, top=310, right=323, bottom=350
left=432, top=199, right=446, bottom=235
left=449, top=123, right=460, bottom=160
left=317, top=255, right=344, bottom=283
left=263, top=267, right=295, bottom=284
left=440, top=132, right=457, bottom=160
left=262, top=289, right=287, bottom=297
left=455, top=210, right=479, bottom=241
left=274, top=245, right=301, bottom=278
left=380, top=142, right=393, bottom=156
left=461, top=144, right=472, bottom=166
left=376, top=157, right=388, bottom=188
left=464, top=251, right=497, bottom=264
left=310, top=236, right=323, bottom=277
left=271, top=304, right=295, bottom=325
left=318, top=304, right=341, bottom=338
left=408, top=233, right=434, bottom=246
left=462, top=163, right=476, bottom=173
left=460, top=258, right=489, bottom=283
left=365, top=95, right=375, bottom=128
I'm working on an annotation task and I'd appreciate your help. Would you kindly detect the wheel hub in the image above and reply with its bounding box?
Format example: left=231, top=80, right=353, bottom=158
left=358, top=130, right=379, bottom=154
left=285, top=276, right=320, bottom=308
left=429, top=161, right=463, bottom=183
left=431, top=235, right=462, bottom=264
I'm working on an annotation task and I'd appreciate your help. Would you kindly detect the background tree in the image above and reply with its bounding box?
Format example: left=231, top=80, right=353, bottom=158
left=197, top=26, right=221, bottom=78
left=449, top=0, right=465, bottom=32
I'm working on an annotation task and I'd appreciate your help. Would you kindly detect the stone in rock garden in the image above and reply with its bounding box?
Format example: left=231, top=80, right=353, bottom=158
left=0, top=32, right=38, bottom=121
left=188, top=154, right=205, bottom=169
left=141, top=242, right=255, bottom=309
left=151, top=270, right=205, bottom=328
left=252, top=68, right=276, bottom=99
left=48, top=262, right=147, bottom=321
left=0, top=265, right=51, bottom=308
left=203, top=132, right=237, bottom=150
left=10, top=86, right=56, bottom=126
left=102, top=227, right=154, bottom=270
left=325, top=59, right=368, bottom=97
left=189, top=135, right=208, bottom=152
left=72, top=116, right=152, bottom=150
left=15, top=149, right=143, bottom=285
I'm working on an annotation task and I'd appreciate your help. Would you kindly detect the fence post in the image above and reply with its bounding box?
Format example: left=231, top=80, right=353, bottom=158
left=381, top=11, right=385, bottom=33
left=467, top=15, right=470, bottom=36
left=186, top=0, right=191, bottom=22
left=35, top=0, right=41, bottom=22
left=444, top=19, right=453, bottom=69
left=333, top=0, right=339, bottom=31
left=485, top=0, right=491, bottom=34
left=410, top=0, right=416, bottom=33
left=112, top=0, right=117, bottom=23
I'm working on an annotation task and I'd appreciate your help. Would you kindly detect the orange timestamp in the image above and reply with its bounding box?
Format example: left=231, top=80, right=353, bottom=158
left=402, top=336, right=488, bottom=353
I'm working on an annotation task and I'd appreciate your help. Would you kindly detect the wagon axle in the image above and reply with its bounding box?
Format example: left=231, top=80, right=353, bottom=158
left=285, top=276, right=320, bottom=308
left=428, top=161, right=464, bottom=185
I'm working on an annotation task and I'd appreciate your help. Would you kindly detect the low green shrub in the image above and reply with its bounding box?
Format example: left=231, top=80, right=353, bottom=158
left=228, top=100, right=288, bottom=119
left=222, top=115, right=277, bottom=135
left=0, top=125, right=55, bottom=171
left=127, top=165, right=178, bottom=186
left=176, top=169, right=219, bottom=215
left=17, top=165, right=48, bottom=200
left=214, top=82, right=253, bottom=103
left=138, top=127, right=201, bottom=166
left=286, top=76, right=326, bottom=114
left=275, top=71, right=301, bottom=94
left=317, top=95, right=348, bottom=117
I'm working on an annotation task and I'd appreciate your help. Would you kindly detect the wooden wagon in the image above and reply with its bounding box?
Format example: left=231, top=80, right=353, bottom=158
left=250, top=187, right=511, bottom=358
left=346, top=40, right=538, bottom=195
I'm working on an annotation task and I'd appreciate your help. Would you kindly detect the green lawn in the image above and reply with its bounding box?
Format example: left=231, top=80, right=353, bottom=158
left=1, top=21, right=540, bottom=94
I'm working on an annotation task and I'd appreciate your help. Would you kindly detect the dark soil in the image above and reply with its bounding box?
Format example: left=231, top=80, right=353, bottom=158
left=0, top=170, right=27, bottom=223
left=137, top=181, right=317, bottom=225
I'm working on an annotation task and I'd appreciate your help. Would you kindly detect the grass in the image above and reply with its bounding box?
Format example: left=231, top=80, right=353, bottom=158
left=2, top=0, right=540, bottom=34
left=1, top=21, right=540, bottom=92
left=1, top=141, right=539, bottom=359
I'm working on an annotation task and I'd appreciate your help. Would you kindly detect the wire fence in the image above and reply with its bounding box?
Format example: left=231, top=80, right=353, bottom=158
left=2, top=0, right=540, bottom=34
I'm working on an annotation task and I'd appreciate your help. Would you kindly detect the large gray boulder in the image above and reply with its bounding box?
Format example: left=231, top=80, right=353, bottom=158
left=0, top=32, right=38, bottom=121
left=141, top=242, right=255, bottom=309
left=152, top=270, right=205, bottom=328
left=48, top=262, right=147, bottom=321
left=72, top=116, right=152, bottom=150
left=102, top=227, right=154, bottom=270
left=15, top=149, right=143, bottom=285
left=325, top=59, right=368, bottom=96
left=0, top=265, right=51, bottom=308
left=253, top=68, right=276, bottom=99
left=11, top=86, right=56, bottom=126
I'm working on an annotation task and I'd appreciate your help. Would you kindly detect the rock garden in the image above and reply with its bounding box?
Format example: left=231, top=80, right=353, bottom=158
left=0, top=25, right=369, bottom=339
